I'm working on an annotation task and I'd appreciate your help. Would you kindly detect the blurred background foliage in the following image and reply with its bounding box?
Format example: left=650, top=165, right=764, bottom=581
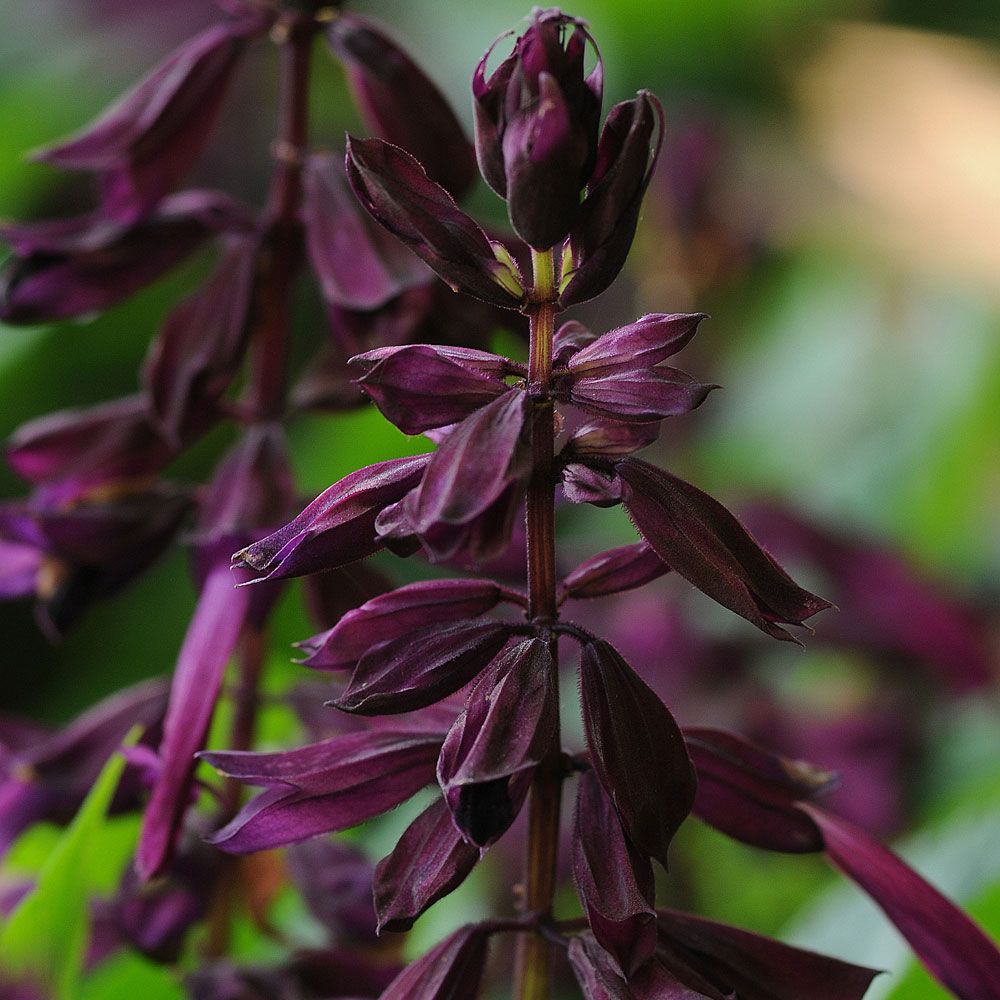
left=1, top=0, right=998, bottom=997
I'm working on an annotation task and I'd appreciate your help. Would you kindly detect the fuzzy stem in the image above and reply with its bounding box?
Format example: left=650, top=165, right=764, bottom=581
left=515, top=248, right=563, bottom=1000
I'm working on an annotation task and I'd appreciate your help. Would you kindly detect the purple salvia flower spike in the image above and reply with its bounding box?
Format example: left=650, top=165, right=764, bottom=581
left=437, top=638, right=557, bottom=847
left=801, top=806, right=1000, bottom=1000
left=560, top=542, right=670, bottom=601
left=566, top=312, right=708, bottom=376
left=332, top=620, right=516, bottom=715
left=567, top=368, right=719, bottom=424
left=560, top=92, right=664, bottom=307
left=303, top=152, right=429, bottom=311
left=233, top=454, right=429, bottom=582
left=579, top=639, right=696, bottom=870
left=0, top=191, right=252, bottom=324
left=34, top=17, right=266, bottom=224
left=574, top=769, right=657, bottom=978
left=345, top=136, right=525, bottom=308
left=143, top=235, right=258, bottom=443
left=350, top=345, right=510, bottom=435
left=564, top=419, right=661, bottom=459
left=374, top=796, right=482, bottom=934
left=618, top=458, right=833, bottom=641
left=326, top=14, right=477, bottom=200
left=298, top=578, right=512, bottom=670
left=379, top=923, right=491, bottom=1000
left=202, top=729, right=443, bottom=853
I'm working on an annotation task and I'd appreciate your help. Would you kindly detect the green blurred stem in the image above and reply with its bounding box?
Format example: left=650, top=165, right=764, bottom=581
left=516, top=248, right=563, bottom=1000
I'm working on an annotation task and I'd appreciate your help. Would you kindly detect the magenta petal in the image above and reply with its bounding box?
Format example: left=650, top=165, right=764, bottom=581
left=685, top=727, right=832, bottom=854
left=352, top=343, right=515, bottom=381
left=334, top=620, right=516, bottom=716
left=618, top=459, right=832, bottom=641
left=803, top=805, right=1000, bottom=1000
left=299, top=579, right=510, bottom=670
left=574, top=769, right=657, bottom=978
left=374, top=797, right=482, bottom=933
left=351, top=345, right=509, bottom=434
left=303, top=152, right=428, bottom=310
left=568, top=369, right=719, bottom=424
left=380, top=923, right=491, bottom=1000
left=579, top=639, right=695, bottom=869
left=137, top=562, right=250, bottom=878
left=561, top=542, right=669, bottom=601
left=233, top=454, right=430, bottom=581
left=327, top=15, right=477, bottom=200
left=568, top=313, right=708, bottom=376
left=565, top=420, right=661, bottom=459
left=0, top=539, right=40, bottom=599
left=36, top=19, right=263, bottom=222
left=345, top=136, right=523, bottom=309
left=438, top=638, right=556, bottom=846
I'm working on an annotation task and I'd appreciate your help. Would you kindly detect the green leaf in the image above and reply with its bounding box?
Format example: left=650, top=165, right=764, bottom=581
left=0, top=735, right=132, bottom=999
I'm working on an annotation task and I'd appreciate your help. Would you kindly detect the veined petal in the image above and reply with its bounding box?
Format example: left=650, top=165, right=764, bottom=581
left=568, top=313, right=708, bottom=376
left=567, top=369, right=718, bottom=423
left=560, top=542, right=669, bottom=600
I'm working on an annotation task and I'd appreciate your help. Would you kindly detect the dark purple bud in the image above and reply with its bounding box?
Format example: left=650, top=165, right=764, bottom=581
left=7, top=395, right=174, bottom=504
left=202, top=729, right=442, bottom=853
left=327, top=15, right=477, bottom=199
left=560, top=93, right=663, bottom=307
left=561, top=462, right=622, bottom=507
left=655, top=909, right=880, bottom=1000
left=35, top=18, right=264, bottom=223
left=233, top=454, right=430, bottom=582
left=567, top=313, right=708, bottom=377
left=137, top=560, right=255, bottom=879
left=564, top=420, right=660, bottom=459
left=285, top=839, right=378, bottom=942
left=303, top=152, right=428, bottom=311
left=802, top=805, right=1000, bottom=1000
left=618, top=459, right=832, bottom=641
left=561, top=542, right=669, bottom=601
left=0, top=191, right=251, bottom=324
left=332, top=620, right=516, bottom=715
left=574, top=769, right=657, bottom=977
left=552, top=319, right=598, bottom=366
left=438, top=638, right=556, bottom=846
left=143, top=236, right=257, bottom=443
left=381, top=390, right=530, bottom=543
left=350, top=345, right=510, bottom=434
left=579, top=639, right=695, bottom=869
left=345, top=136, right=524, bottom=308
left=685, top=727, right=832, bottom=854
left=380, top=923, right=491, bottom=1000
left=567, top=369, right=718, bottom=424
left=298, top=578, right=511, bottom=670
left=374, top=797, right=482, bottom=933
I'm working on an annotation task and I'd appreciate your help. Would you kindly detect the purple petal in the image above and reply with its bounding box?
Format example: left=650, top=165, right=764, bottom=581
left=568, top=369, right=718, bottom=423
left=561, top=542, right=670, bottom=601
left=36, top=19, right=263, bottom=223
left=568, top=313, right=708, bottom=376
left=351, top=345, right=509, bottom=434
left=561, top=93, right=664, bottom=308
left=298, top=579, right=511, bottom=670
left=327, top=15, right=477, bottom=199
left=374, top=797, right=482, bottom=933
left=345, top=136, right=524, bottom=308
left=233, top=454, right=429, bottom=581
left=143, top=236, right=257, bottom=442
left=561, top=463, right=622, bottom=507
left=564, top=420, right=661, bottom=459
left=303, top=152, right=428, bottom=310
left=333, top=620, right=516, bottom=715
left=0, top=540, right=41, bottom=599
left=618, top=459, right=832, bottom=641
left=137, top=561, right=251, bottom=878
left=438, top=638, right=556, bottom=846
left=803, top=805, right=1000, bottom=1000
left=685, top=727, right=832, bottom=854
left=553, top=319, right=598, bottom=366
left=580, top=639, right=695, bottom=869
left=380, top=923, right=491, bottom=1000
left=352, top=343, right=516, bottom=381
left=574, top=769, right=657, bottom=977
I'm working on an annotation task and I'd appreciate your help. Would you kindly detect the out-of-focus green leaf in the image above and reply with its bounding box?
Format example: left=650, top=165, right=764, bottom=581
left=78, top=953, right=184, bottom=1000
left=0, top=738, right=131, bottom=999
